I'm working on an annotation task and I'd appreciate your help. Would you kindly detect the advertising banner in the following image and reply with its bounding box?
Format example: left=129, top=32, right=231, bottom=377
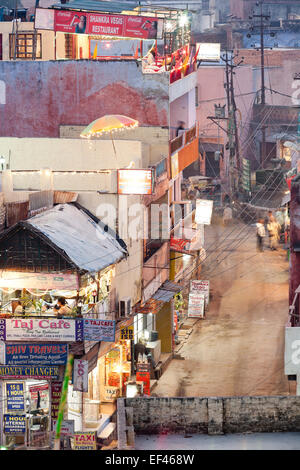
left=197, top=43, right=221, bottom=62
left=51, top=381, right=62, bottom=420
left=118, top=169, right=153, bottom=195
left=54, top=10, right=163, bottom=39
left=2, top=343, right=68, bottom=366
left=187, top=292, right=205, bottom=318
left=190, top=280, right=210, bottom=307
left=0, top=271, right=79, bottom=290
left=0, top=318, right=83, bottom=342
left=0, top=365, right=60, bottom=380
left=4, top=415, right=26, bottom=434
left=6, top=382, right=25, bottom=411
left=52, top=419, right=74, bottom=436
left=29, top=383, right=49, bottom=410
left=136, top=370, right=150, bottom=395
left=73, top=359, right=88, bottom=393
left=120, top=326, right=134, bottom=341
left=83, top=319, right=115, bottom=342
left=73, top=432, right=97, bottom=450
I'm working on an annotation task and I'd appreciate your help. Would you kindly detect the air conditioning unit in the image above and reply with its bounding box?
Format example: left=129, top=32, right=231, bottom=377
left=119, top=297, right=131, bottom=318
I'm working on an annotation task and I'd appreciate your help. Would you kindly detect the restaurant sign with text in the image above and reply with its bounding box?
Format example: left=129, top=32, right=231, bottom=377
left=83, top=319, right=115, bottom=342
left=54, top=10, right=163, bottom=39
left=0, top=318, right=83, bottom=342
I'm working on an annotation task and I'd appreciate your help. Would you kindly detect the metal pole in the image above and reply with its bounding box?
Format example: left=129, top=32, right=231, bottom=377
left=0, top=381, right=3, bottom=447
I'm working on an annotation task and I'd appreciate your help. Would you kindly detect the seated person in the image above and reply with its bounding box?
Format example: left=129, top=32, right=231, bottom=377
left=14, top=300, right=23, bottom=316
left=55, top=297, right=72, bottom=316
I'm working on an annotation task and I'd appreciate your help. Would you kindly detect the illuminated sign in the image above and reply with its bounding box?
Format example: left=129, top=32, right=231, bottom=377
left=195, top=199, right=213, bottom=225
left=118, top=169, right=153, bottom=195
left=197, top=43, right=221, bottom=62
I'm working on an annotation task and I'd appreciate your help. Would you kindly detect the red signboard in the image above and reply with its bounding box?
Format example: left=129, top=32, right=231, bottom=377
left=136, top=371, right=150, bottom=395
left=54, top=10, right=162, bottom=39
left=51, top=381, right=62, bottom=420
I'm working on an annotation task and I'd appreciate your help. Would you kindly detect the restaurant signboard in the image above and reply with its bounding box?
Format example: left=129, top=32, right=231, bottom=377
left=0, top=318, right=83, bottom=342
left=53, top=10, right=163, bottom=39
left=1, top=343, right=68, bottom=366
left=83, top=319, right=115, bottom=342
left=187, top=292, right=205, bottom=318
left=190, top=280, right=210, bottom=307
left=118, top=169, right=153, bottom=195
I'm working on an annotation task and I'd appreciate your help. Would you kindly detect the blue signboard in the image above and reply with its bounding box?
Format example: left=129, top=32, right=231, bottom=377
left=6, top=383, right=24, bottom=411
left=4, top=343, right=68, bottom=366
left=4, top=414, right=26, bottom=434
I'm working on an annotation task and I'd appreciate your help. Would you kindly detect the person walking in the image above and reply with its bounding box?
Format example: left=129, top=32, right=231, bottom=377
left=267, top=215, right=281, bottom=251
left=223, top=205, right=233, bottom=227
left=256, top=218, right=266, bottom=252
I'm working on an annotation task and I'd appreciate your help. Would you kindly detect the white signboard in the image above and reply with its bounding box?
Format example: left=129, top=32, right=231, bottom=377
left=187, top=292, right=205, bottom=318
left=197, top=43, right=221, bottom=62
left=0, top=318, right=82, bottom=342
left=190, top=280, right=210, bottom=307
left=195, top=199, right=213, bottom=225
left=52, top=419, right=75, bottom=436
left=285, top=327, right=300, bottom=374
left=35, top=7, right=55, bottom=31
left=73, top=360, right=88, bottom=393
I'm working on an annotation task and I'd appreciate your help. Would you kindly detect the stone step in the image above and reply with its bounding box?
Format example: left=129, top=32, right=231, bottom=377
left=98, top=422, right=116, bottom=440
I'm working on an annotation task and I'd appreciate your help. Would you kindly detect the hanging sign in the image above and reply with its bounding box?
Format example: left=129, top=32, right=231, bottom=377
left=0, top=365, right=60, bottom=380
left=136, top=369, right=150, bottom=395
left=2, top=343, right=68, bottom=366
left=118, top=169, right=153, bottom=195
left=73, top=432, right=97, bottom=450
left=195, top=199, right=213, bottom=225
left=120, top=326, right=134, bottom=340
left=83, top=319, right=115, bottom=342
left=53, top=10, right=163, bottom=39
left=190, top=280, right=210, bottom=307
left=51, top=381, right=62, bottom=420
left=73, top=359, right=88, bottom=393
left=6, top=382, right=25, bottom=411
left=29, top=383, right=49, bottom=410
left=4, top=415, right=26, bottom=434
left=0, top=318, right=83, bottom=342
left=187, top=292, right=205, bottom=318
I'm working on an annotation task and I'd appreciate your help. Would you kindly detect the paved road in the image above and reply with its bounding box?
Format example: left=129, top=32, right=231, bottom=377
left=154, top=220, right=292, bottom=397
left=135, top=432, right=300, bottom=450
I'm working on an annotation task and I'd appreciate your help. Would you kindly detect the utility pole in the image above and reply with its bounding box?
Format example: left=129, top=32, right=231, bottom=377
left=222, top=50, right=243, bottom=197
left=250, top=0, right=270, bottom=168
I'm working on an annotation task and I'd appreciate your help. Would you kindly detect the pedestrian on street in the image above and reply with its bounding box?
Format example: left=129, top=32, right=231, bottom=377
left=267, top=215, right=281, bottom=251
left=256, top=218, right=266, bottom=252
left=223, top=205, right=233, bottom=227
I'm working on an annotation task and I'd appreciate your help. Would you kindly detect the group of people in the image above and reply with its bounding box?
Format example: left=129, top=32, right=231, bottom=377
left=14, top=296, right=73, bottom=317
left=256, top=211, right=283, bottom=252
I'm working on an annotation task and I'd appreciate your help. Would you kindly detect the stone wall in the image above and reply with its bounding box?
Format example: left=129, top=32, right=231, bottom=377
left=124, top=396, right=300, bottom=435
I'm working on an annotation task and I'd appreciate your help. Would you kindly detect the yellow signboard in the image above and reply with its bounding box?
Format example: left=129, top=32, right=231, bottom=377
left=120, top=326, right=134, bottom=341
left=73, top=432, right=96, bottom=450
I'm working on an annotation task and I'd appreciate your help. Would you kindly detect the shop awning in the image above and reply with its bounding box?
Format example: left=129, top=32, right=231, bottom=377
left=152, top=280, right=182, bottom=302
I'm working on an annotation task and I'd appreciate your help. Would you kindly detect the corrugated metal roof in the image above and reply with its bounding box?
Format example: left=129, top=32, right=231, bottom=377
left=152, top=280, right=182, bottom=302
left=26, top=203, right=127, bottom=273
left=51, top=0, right=140, bottom=13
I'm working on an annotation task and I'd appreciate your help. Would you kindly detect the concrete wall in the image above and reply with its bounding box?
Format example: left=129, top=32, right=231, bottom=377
left=0, top=60, right=169, bottom=137
left=125, top=396, right=300, bottom=435
left=0, top=22, right=55, bottom=61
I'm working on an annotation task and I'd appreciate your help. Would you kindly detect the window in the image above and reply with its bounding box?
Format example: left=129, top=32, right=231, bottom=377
left=9, top=33, right=42, bottom=59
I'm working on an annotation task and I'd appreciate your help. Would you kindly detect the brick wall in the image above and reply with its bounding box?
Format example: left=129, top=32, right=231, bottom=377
left=125, top=396, right=300, bottom=435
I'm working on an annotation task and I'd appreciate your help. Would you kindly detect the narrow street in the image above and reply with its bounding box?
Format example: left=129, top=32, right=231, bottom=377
left=154, top=220, right=291, bottom=397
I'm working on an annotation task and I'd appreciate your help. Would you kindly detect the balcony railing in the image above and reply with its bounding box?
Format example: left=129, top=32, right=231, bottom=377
left=170, top=123, right=197, bottom=155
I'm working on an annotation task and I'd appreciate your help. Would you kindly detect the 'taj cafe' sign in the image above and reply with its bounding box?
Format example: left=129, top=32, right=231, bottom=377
left=0, top=318, right=83, bottom=342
